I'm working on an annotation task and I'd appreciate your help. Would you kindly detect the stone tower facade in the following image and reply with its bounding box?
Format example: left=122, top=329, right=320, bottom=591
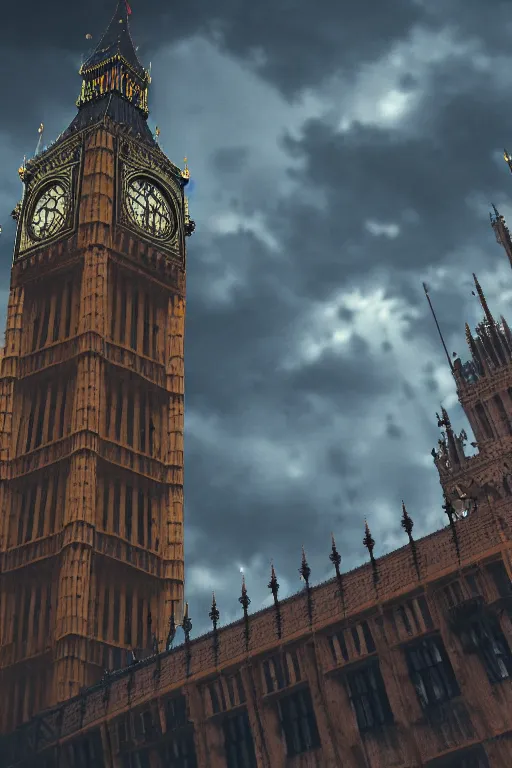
left=0, top=0, right=193, bottom=731
left=433, top=200, right=512, bottom=516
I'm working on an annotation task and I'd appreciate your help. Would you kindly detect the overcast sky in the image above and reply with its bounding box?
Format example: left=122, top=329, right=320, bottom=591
left=2, top=0, right=512, bottom=639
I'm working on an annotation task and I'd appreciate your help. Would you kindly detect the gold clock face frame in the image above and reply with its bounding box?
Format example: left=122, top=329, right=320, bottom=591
left=29, top=182, right=71, bottom=242
left=125, top=176, right=176, bottom=241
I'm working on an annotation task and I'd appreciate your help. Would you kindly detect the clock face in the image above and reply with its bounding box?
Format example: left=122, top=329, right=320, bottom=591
left=126, top=178, right=175, bottom=240
left=30, top=183, right=70, bottom=241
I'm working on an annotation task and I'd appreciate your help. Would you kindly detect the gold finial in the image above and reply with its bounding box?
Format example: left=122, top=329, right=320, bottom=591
left=181, top=156, right=190, bottom=180
left=18, top=155, right=27, bottom=182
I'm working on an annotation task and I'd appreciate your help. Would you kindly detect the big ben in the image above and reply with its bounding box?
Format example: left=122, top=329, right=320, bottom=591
left=0, top=0, right=192, bottom=730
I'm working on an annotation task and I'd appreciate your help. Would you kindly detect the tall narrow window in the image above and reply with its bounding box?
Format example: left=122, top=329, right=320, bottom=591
left=137, top=491, right=145, bottom=546
left=143, top=294, right=150, bottom=357
left=58, top=383, right=68, bottom=439
left=64, top=280, right=73, bottom=338
left=494, top=394, right=512, bottom=435
left=52, top=289, right=62, bottom=342
left=487, top=561, right=512, bottom=598
left=137, top=597, right=144, bottom=649
left=37, top=477, right=49, bottom=538
left=345, top=661, right=393, bottom=732
left=127, top=390, right=134, bottom=446
left=43, top=586, right=52, bottom=641
left=94, top=585, right=100, bottom=637
left=113, top=589, right=120, bottom=643
left=125, top=590, right=133, bottom=646
left=21, top=588, right=31, bottom=643
left=105, top=384, right=112, bottom=438
left=147, top=495, right=152, bottom=550
left=475, top=403, right=493, bottom=439
left=12, top=598, right=19, bottom=644
left=110, top=269, right=118, bottom=341
left=152, top=303, right=159, bottom=359
left=223, top=710, right=257, bottom=768
left=119, top=283, right=127, bottom=345
left=49, top=473, right=59, bottom=534
left=48, top=383, right=58, bottom=442
left=125, top=486, right=133, bottom=541
left=405, top=636, right=459, bottom=709
left=466, top=617, right=512, bottom=683
left=34, top=387, right=46, bottom=448
left=25, top=486, right=36, bottom=542
left=31, top=316, right=40, bottom=352
left=113, top=481, right=121, bottom=535
left=17, top=491, right=27, bottom=545
left=148, top=409, right=154, bottom=456
left=103, top=482, right=109, bottom=530
left=39, top=300, right=51, bottom=348
left=33, top=586, right=42, bottom=646
left=130, top=289, right=139, bottom=350
left=139, top=390, right=147, bottom=453
left=25, top=409, right=35, bottom=454
left=115, top=382, right=123, bottom=441
left=278, top=688, right=320, bottom=756
left=102, top=587, right=110, bottom=639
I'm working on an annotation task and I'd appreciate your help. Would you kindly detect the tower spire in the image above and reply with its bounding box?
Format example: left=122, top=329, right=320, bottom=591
left=490, top=204, right=512, bottom=269
left=76, top=0, right=150, bottom=119
left=472, top=274, right=508, bottom=366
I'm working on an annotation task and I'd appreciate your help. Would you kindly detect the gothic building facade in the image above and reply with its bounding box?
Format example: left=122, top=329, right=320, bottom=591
left=1, top=3, right=512, bottom=768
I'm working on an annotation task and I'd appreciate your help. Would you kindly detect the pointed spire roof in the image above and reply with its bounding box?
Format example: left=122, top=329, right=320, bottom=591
left=81, top=0, right=147, bottom=81
left=63, top=0, right=153, bottom=144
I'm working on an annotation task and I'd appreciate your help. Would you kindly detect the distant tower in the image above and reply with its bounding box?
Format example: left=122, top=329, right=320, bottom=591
left=0, top=0, right=192, bottom=729
left=431, top=205, right=512, bottom=515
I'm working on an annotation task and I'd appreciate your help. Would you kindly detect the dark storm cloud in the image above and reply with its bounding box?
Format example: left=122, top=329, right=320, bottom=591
left=3, top=0, right=512, bottom=636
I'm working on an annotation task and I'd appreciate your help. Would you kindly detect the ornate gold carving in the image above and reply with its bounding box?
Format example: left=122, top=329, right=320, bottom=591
left=16, top=136, right=82, bottom=258
left=118, top=139, right=185, bottom=258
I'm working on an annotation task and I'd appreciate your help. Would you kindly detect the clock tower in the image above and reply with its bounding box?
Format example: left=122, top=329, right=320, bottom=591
left=0, top=0, right=192, bottom=730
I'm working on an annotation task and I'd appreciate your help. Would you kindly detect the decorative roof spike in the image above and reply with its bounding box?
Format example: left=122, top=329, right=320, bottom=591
left=501, top=315, right=512, bottom=355
left=166, top=600, right=177, bottom=651
left=443, top=494, right=461, bottom=565
left=299, top=546, right=311, bottom=586
left=490, top=204, right=512, bottom=269
left=363, top=519, right=379, bottom=588
left=184, top=196, right=196, bottom=237
left=473, top=273, right=508, bottom=366
left=504, top=149, right=512, bottom=174
left=473, top=273, right=495, bottom=326
left=239, top=574, right=251, bottom=653
left=181, top=157, right=190, bottom=181
left=299, top=546, right=314, bottom=629
left=209, top=593, right=220, bottom=667
left=401, top=501, right=421, bottom=580
left=268, top=562, right=282, bottom=640
left=465, top=322, right=485, bottom=375
left=329, top=533, right=346, bottom=615
left=182, top=602, right=193, bottom=677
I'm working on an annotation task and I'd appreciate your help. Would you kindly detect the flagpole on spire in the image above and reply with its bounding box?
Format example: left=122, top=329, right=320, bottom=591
left=423, top=282, right=454, bottom=373
left=35, top=123, right=44, bottom=157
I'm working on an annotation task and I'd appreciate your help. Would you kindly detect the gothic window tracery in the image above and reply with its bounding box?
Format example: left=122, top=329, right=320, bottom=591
left=29, top=183, right=70, bottom=242
left=125, top=178, right=175, bottom=240
left=405, top=636, right=459, bottom=709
